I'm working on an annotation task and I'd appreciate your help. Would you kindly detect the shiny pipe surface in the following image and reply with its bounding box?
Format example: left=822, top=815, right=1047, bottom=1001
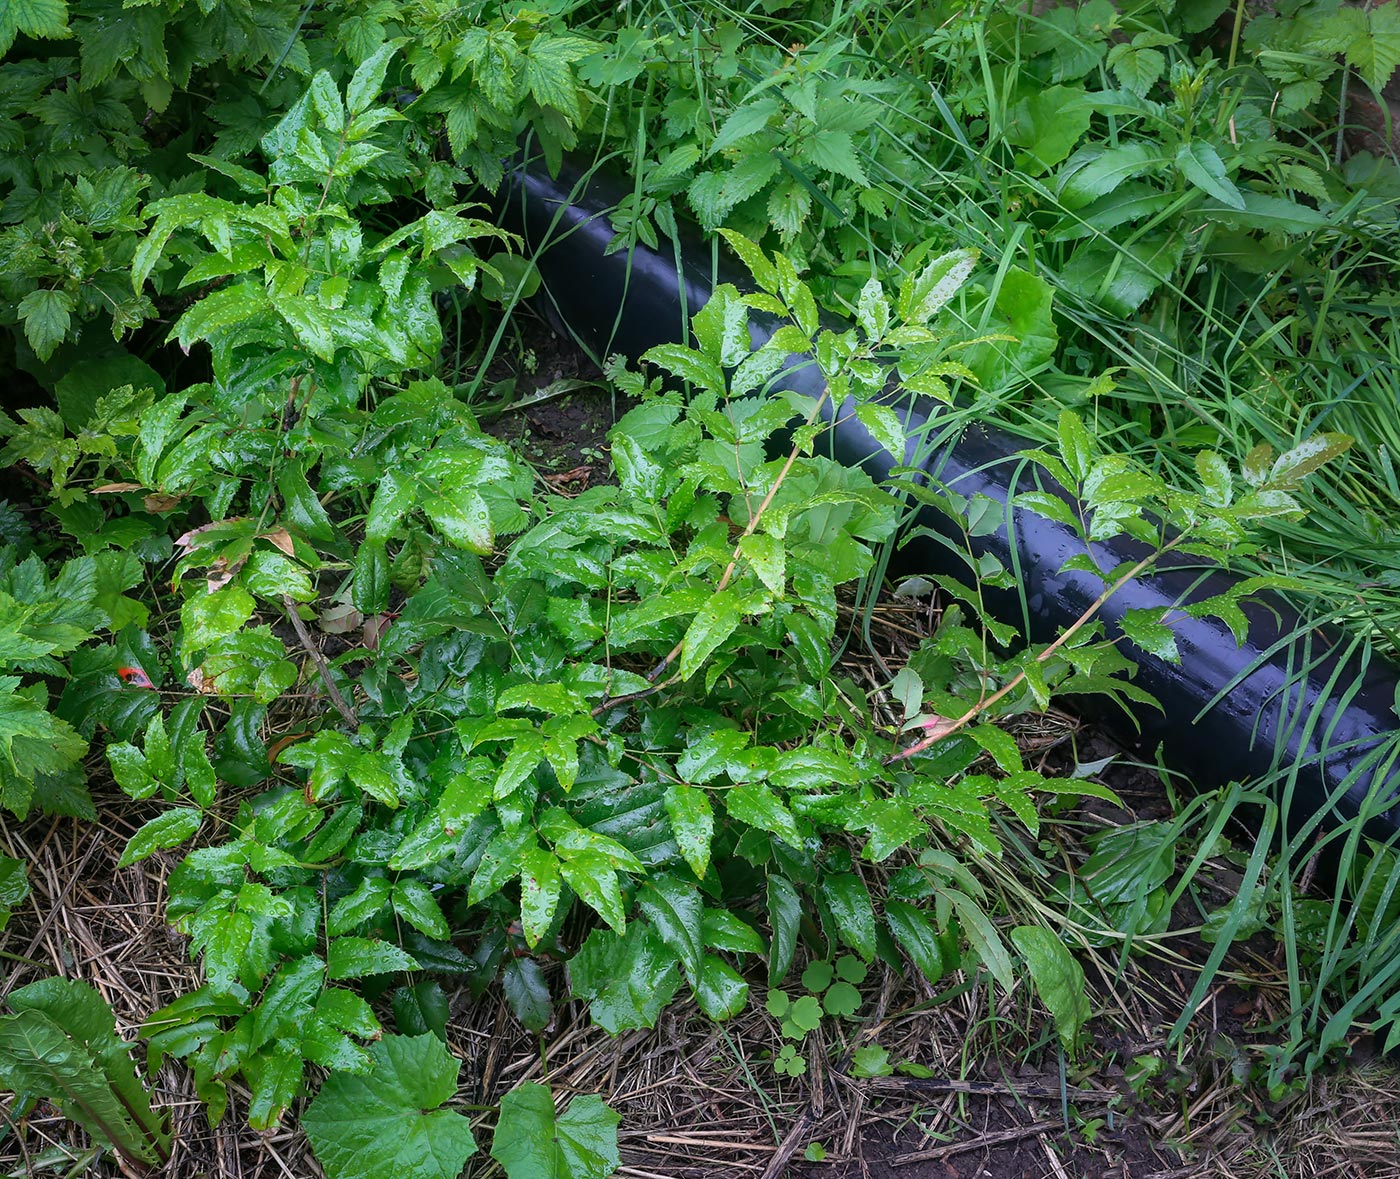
left=498, top=153, right=1400, bottom=844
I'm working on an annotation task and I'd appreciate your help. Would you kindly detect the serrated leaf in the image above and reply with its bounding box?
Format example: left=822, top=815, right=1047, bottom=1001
left=737, top=533, right=785, bottom=596
left=422, top=492, right=493, bottom=554
left=679, top=590, right=745, bottom=681
left=821, top=874, right=876, bottom=961
left=559, top=850, right=625, bottom=933
left=326, top=936, right=418, bottom=980
left=568, top=925, right=680, bottom=1033
left=725, top=783, right=802, bottom=847
left=518, top=847, right=562, bottom=947
left=855, top=403, right=905, bottom=461
left=491, top=1082, right=620, bottom=1179
left=303, top=1034, right=476, bottom=1179
left=346, top=43, right=398, bottom=118
left=18, top=289, right=74, bottom=361
left=1010, top=927, right=1089, bottom=1052
left=1266, top=433, right=1353, bottom=489
left=392, top=880, right=450, bottom=941
left=118, top=808, right=201, bottom=868
left=642, top=343, right=725, bottom=397
left=327, top=877, right=392, bottom=936
left=664, top=782, right=713, bottom=879
left=366, top=470, right=418, bottom=544
left=1119, top=607, right=1179, bottom=663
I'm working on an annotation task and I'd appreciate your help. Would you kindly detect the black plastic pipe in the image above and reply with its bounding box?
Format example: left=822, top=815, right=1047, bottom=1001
left=497, top=153, right=1400, bottom=846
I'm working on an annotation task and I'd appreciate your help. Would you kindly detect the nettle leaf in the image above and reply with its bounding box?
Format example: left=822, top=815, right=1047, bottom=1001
left=491, top=1082, right=621, bottom=1179
left=17, top=289, right=74, bottom=362
left=303, top=1034, right=477, bottom=1179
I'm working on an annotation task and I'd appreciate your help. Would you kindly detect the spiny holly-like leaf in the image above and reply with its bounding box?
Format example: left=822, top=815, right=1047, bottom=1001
left=303, top=1034, right=476, bottom=1179
left=491, top=1082, right=620, bottom=1179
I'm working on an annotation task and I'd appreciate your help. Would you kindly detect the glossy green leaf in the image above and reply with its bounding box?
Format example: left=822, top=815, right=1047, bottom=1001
left=118, top=808, right=201, bottom=868
left=492, top=1082, right=621, bottom=1179
left=821, top=874, right=877, bottom=961
left=766, top=875, right=801, bottom=985
left=518, top=847, right=562, bottom=947
left=1010, top=926, right=1090, bottom=1052
left=638, top=875, right=703, bottom=977
left=664, top=782, right=713, bottom=879
left=303, top=1034, right=476, bottom=1179
left=326, top=937, right=418, bottom=980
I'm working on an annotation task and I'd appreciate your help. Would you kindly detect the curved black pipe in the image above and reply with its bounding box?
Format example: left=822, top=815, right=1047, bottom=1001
left=497, top=153, right=1400, bottom=846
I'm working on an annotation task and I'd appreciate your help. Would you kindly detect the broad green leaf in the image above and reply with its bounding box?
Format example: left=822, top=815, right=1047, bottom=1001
left=4, top=977, right=168, bottom=1161
left=108, top=742, right=156, bottom=801
left=559, top=850, right=625, bottom=933
left=366, top=470, right=418, bottom=544
left=691, top=954, right=748, bottom=1020
left=884, top=900, right=945, bottom=985
left=664, top=782, right=713, bottom=879
left=182, top=586, right=255, bottom=653
left=174, top=283, right=272, bottom=350
left=1266, top=433, right=1353, bottom=489
left=766, top=875, right=801, bottom=985
left=1195, top=450, right=1233, bottom=507
left=17, top=289, right=74, bottom=361
left=726, top=783, right=802, bottom=848
left=346, top=43, right=398, bottom=118
left=946, top=888, right=1014, bottom=992
left=737, top=533, right=785, bottom=596
left=1005, top=85, right=1092, bottom=172
left=0, top=0, right=69, bottom=57
left=638, top=876, right=703, bottom=977
left=491, top=1082, right=620, bottom=1179
left=392, top=880, right=451, bottom=941
left=855, top=403, right=905, bottom=461
left=1010, top=927, right=1090, bottom=1052
left=1119, top=607, right=1179, bottom=663
left=679, top=590, right=744, bottom=681
left=518, top=847, right=562, bottom=947
left=1175, top=141, right=1243, bottom=210
left=502, top=958, right=553, bottom=1033
left=118, top=808, right=201, bottom=868
left=701, top=909, right=764, bottom=954
left=422, top=492, right=493, bottom=554
left=898, top=249, right=976, bottom=323
left=303, top=1034, right=476, bottom=1179
left=642, top=343, right=725, bottom=397
left=568, top=925, right=680, bottom=1034
left=326, top=936, right=418, bottom=980
left=327, top=877, right=393, bottom=936
left=821, top=874, right=877, bottom=961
